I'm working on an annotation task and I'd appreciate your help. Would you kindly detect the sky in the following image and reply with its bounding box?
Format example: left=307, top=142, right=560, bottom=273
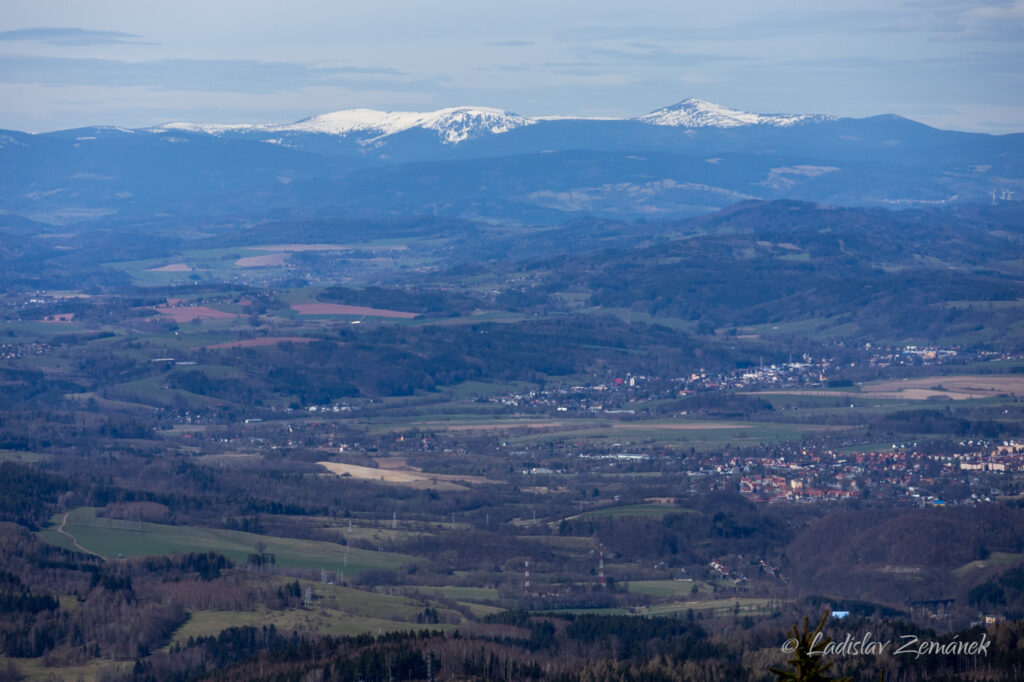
left=0, top=0, right=1022, bottom=133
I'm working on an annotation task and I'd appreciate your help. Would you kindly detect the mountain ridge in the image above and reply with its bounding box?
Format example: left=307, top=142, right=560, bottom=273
left=151, top=98, right=841, bottom=145
left=1, top=97, right=1020, bottom=225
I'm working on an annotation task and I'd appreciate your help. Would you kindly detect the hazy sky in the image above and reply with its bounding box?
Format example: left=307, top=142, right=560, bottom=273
left=1, top=0, right=1022, bottom=133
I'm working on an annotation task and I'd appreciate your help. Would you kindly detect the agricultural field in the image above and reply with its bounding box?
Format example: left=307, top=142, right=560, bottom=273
left=573, top=504, right=685, bottom=520
left=318, top=461, right=499, bottom=489
left=4, top=199, right=1024, bottom=680
left=38, top=508, right=418, bottom=576
left=167, top=581, right=457, bottom=646
left=292, top=303, right=418, bottom=318
left=627, top=580, right=714, bottom=598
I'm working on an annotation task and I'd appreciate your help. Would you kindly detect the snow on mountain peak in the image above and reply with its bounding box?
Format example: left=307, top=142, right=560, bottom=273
left=635, top=98, right=831, bottom=128
left=277, top=106, right=537, bottom=144
left=154, top=99, right=835, bottom=142
left=156, top=122, right=257, bottom=135
left=159, top=107, right=537, bottom=144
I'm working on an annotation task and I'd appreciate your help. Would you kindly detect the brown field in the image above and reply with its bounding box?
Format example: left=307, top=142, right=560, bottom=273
left=153, top=305, right=237, bottom=322
left=866, top=375, right=1024, bottom=398
left=147, top=262, right=192, bottom=272
left=251, top=243, right=408, bottom=252
left=235, top=253, right=288, bottom=267
left=42, top=313, right=75, bottom=323
left=753, top=374, right=1024, bottom=401
left=292, top=303, right=417, bottom=319
left=204, top=337, right=314, bottom=349
left=318, top=461, right=497, bottom=488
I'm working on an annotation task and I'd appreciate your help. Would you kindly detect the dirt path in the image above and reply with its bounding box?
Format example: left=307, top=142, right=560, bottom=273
left=57, top=512, right=105, bottom=560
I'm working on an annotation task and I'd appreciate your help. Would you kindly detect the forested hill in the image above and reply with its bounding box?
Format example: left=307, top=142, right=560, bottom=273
left=506, top=200, right=1024, bottom=349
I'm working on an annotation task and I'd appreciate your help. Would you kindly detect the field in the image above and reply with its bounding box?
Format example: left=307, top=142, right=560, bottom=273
left=152, top=305, right=238, bottom=322
left=611, top=421, right=743, bottom=430
left=170, top=609, right=443, bottom=647
left=146, top=262, right=192, bottom=272
left=627, top=580, right=713, bottom=597
left=0, top=656, right=128, bottom=682
left=203, top=336, right=314, bottom=349
left=318, top=460, right=499, bottom=489
left=235, top=253, right=288, bottom=267
left=395, top=585, right=500, bottom=601
left=865, top=374, right=1024, bottom=399
left=365, top=417, right=568, bottom=434
left=0, top=449, right=49, bottom=463
left=954, top=552, right=1024, bottom=578
left=292, top=303, right=418, bottom=318
left=574, top=504, right=685, bottom=520
left=38, top=507, right=418, bottom=576
left=442, top=380, right=537, bottom=398
left=168, top=581, right=455, bottom=646
left=250, top=243, right=409, bottom=252
left=544, top=597, right=774, bottom=618
left=638, top=597, right=775, bottom=617
left=505, top=420, right=830, bottom=449
left=754, top=373, right=1024, bottom=402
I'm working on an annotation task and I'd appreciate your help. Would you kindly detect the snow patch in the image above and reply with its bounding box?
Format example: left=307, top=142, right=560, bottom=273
left=636, top=98, right=833, bottom=128
left=157, top=122, right=255, bottom=135
left=282, top=106, right=537, bottom=144
left=157, top=107, right=538, bottom=145
left=152, top=98, right=836, bottom=143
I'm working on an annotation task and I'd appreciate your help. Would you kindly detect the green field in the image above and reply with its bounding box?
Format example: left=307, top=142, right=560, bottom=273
left=39, top=508, right=419, bottom=575
left=953, top=552, right=1023, bottom=578
left=641, top=597, right=774, bottom=617
left=442, top=380, right=536, bottom=399
left=627, top=579, right=713, bottom=597
left=171, top=610, right=439, bottom=646
left=169, top=580, right=454, bottom=646
left=507, top=420, right=831, bottom=449
left=529, top=536, right=595, bottom=550
left=0, top=449, right=49, bottom=463
left=576, top=504, right=685, bottom=520
left=396, top=585, right=500, bottom=601
left=0, top=655, right=128, bottom=682
left=546, top=597, right=775, bottom=618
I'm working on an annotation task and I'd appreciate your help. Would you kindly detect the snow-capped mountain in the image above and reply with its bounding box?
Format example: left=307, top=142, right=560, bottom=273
left=6, top=97, right=1017, bottom=226
left=159, top=106, right=538, bottom=145
left=292, top=107, right=536, bottom=144
left=635, top=98, right=833, bottom=128
left=154, top=99, right=831, bottom=145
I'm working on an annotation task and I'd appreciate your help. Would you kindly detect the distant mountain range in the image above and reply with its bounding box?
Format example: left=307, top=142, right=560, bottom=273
left=153, top=99, right=834, bottom=144
left=0, top=98, right=1020, bottom=225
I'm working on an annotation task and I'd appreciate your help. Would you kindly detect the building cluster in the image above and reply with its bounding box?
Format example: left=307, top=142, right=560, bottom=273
left=708, top=559, right=747, bottom=585
left=733, top=441, right=1024, bottom=505
left=0, top=341, right=50, bottom=359
left=476, top=359, right=834, bottom=414
left=471, top=344, right=1000, bottom=415
left=867, top=344, right=960, bottom=367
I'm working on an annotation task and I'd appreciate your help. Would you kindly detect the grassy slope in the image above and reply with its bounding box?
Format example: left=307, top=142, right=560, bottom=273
left=39, top=508, right=419, bottom=575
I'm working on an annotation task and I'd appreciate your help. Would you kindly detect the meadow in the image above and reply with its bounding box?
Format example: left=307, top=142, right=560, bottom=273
left=38, top=508, right=418, bottom=576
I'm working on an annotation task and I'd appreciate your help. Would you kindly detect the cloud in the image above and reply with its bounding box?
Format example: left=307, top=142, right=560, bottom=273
left=0, top=27, right=147, bottom=46
left=959, top=1, right=1024, bottom=36
left=881, top=1, right=1024, bottom=38
left=486, top=40, right=533, bottom=47
left=553, top=25, right=697, bottom=43
left=575, top=45, right=755, bottom=67
left=0, top=55, right=417, bottom=94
